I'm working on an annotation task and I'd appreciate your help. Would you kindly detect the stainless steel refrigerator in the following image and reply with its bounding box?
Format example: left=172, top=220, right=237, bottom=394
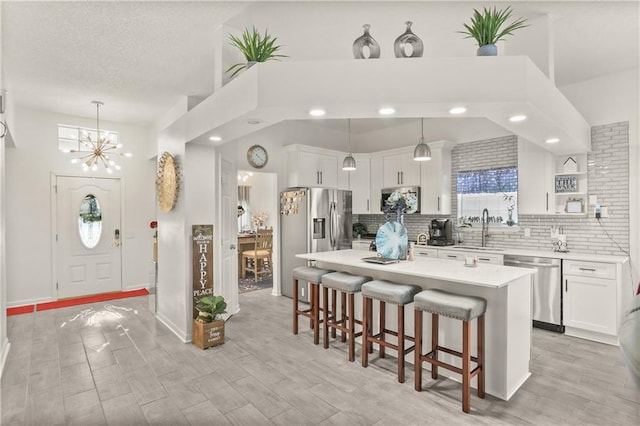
left=280, top=187, right=352, bottom=301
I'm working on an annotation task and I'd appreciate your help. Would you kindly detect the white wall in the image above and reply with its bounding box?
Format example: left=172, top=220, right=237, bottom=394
left=0, top=3, right=8, bottom=375
left=560, top=68, right=640, bottom=289
left=5, top=106, right=155, bottom=306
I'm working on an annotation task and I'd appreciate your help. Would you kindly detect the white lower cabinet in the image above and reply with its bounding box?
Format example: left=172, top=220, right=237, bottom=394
left=438, top=249, right=503, bottom=265
left=414, top=247, right=438, bottom=258
left=563, top=260, right=618, bottom=339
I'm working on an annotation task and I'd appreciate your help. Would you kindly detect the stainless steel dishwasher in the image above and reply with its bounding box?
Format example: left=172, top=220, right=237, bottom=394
left=504, top=255, right=564, bottom=333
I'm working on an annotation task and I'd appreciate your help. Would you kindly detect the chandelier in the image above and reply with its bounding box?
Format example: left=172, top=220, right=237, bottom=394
left=69, top=101, right=132, bottom=173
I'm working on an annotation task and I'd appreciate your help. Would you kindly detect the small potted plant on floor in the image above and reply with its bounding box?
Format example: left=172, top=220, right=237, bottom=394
left=226, top=26, right=288, bottom=79
left=192, top=295, right=227, bottom=349
left=458, top=6, right=528, bottom=56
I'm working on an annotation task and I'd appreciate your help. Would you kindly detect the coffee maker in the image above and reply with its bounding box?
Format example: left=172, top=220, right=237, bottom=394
left=427, top=219, right=454, bottom=246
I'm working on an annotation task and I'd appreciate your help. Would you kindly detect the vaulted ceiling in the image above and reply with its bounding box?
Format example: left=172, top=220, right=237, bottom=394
left=2, top=1, right=638, bottom=145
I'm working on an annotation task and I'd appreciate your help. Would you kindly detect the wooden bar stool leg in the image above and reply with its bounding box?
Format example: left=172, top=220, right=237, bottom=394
left=341, top=292, right=347, bottom=342
left=477, top=315, right=486, bottom=398
left=362, top=296, right=369, bottom=367
left=293, top=278, right=299, bottom=335
left=348, top=293, right=355, bottom=362
left=431, top=313, right=439, bottom=379
left=379, top=301, right=386, bottom=359
left=323, top=286, right=330, bottom=349
left=313, top=283, right=320, bottom=345
left=462, top=320, right=471, bottom=414
left=414, top=309, right=423, bottom=391
left=398, top=305, right=405, bottom=383
left=309, top=282, right=315, bottom=329
left=331, top=289, right=337, bottom=338
left=367, top=298, right=374, bottom=354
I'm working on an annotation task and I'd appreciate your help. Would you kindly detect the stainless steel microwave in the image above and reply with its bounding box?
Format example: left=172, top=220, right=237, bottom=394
left=380, top=186, right=421, bottom=214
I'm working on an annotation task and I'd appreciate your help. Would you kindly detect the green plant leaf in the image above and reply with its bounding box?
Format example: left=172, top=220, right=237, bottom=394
left=458, top=6, right=528, bottom=47
left=226, top=26, right=288, bottom=76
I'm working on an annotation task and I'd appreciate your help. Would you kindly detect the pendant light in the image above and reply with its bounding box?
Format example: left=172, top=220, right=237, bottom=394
left=342, top=118, right=357, bottom=171
left=413, top=117, right=432, bottom=161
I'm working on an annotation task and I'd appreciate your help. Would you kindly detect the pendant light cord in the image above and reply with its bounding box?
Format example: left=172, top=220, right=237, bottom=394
left=348, top=118, right=352, bottom=154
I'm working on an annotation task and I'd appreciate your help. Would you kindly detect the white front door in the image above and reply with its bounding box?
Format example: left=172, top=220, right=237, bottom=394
left=56, top=176, right=122, bottom=298
left=218, top=148, right=238, bottom=314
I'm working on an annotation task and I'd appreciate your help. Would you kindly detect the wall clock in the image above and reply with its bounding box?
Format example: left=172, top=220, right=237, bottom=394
left=247, top=144, right=268, bottom=169
left=156, top=151, right=181, bottom=213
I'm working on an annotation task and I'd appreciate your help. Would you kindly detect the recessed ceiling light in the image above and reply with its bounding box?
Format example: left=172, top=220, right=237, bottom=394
left=449, top=106, right=467, bottom=115
left=209, top=135, right=222, bottom=142
left=545, top=137, right=560, bottom=144
left=509, top=114, right=527, bottom=122
left=309, top=108, right=326, bottom=117
left=247, top=119, right=262, bottom=125
left=378, top=107, right=396, bottom=116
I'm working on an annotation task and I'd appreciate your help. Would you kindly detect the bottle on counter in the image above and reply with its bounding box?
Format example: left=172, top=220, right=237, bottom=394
left=408, top=242, right=415, bottom=261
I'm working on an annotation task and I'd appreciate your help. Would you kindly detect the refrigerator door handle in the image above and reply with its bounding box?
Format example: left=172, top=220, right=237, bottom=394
left=329, top=201, right=337, bottom=249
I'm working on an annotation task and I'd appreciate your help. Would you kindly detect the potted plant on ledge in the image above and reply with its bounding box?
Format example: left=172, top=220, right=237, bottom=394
left=226, top=26, right=288, bottom=78
left=458, top=6, right=528, bottom=56
left=192, top=295, right=227, bottom=349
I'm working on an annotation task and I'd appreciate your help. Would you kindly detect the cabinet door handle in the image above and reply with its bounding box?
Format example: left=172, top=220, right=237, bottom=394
left=397, top=171, right=400, bottom=185
left=565, top=279, right=568, bottom=292
left=578, top=267, right=596, bottom=272
left=437, top=196, right=440, bottom=211
left=316, top=171, right=319, bottom=184
left=446, top=255, right=457, bottom=258
left=366, top=199, right=369, bottom=212
left=320, top=171, right=323, bottom=185
left=478, top=257, right=491, bottom=262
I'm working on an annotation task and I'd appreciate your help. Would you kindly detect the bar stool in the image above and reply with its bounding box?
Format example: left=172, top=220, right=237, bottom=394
left=321, top=272, right=371, bottom=362
left=292, top=266, right=333, bottom=345
left=361, top=280, right=422, bottom=383
left=414, top=288, right=486, bottom=413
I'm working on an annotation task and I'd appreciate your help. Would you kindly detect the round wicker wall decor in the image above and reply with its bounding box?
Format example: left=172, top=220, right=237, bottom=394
left=156, top=151, right=180, bottom=212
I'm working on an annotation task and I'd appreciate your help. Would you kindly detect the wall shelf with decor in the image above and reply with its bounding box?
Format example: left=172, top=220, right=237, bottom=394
left=553, top=153, right=588, bottom=215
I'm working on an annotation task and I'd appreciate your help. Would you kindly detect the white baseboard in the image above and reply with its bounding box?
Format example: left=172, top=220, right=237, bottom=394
left=7, top=297, right=52, bottom=308
left=0, top=338, right=10, bottom=378
left=156, top=312, right=189, bottom=343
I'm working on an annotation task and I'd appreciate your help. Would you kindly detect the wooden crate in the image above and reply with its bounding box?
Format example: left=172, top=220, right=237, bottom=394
left=192, top=319, right=225, bottom=349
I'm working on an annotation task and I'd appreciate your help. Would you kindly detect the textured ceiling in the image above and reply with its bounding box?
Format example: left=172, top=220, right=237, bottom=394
left=2, top=1, right=638, bottom=129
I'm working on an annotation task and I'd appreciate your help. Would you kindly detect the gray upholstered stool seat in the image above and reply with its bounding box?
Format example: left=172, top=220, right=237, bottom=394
left=292, top=266, right=334, bottom=345
left=322, top=271, right=370, bottom=293
left=414, top=288, right=487, bottom=321
left=321, top=272, right=372, bottom=362
left=361, top=280, right=422, bottom=383
left=414, top=288, right=487, bottom=414
left=292, top=266, right=333, bottom=283
left=361, top=280, right=422, bottom=305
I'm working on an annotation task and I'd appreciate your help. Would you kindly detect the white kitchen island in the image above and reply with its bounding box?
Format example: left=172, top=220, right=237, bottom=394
left=296, top=249, right=535, bottom=401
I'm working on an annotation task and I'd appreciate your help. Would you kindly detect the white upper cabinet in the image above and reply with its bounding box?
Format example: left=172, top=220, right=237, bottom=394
left=349, top=154, right=372, bottom=214
left=420, top=141, right=453, bottom=215
left=370, top=157, right=384, bottom=214
left=287, top=145, right=348, bottom=189
left=518, top=138, right=555, bottom=214
left=382, top=148, right=421, bottom=187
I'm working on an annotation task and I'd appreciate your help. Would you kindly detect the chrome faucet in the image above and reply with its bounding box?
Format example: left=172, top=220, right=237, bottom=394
left=481, top=208, right=489, bottom=247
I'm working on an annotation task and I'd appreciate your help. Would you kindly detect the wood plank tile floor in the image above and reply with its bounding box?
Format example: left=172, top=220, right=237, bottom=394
left=2, top=290, right=638, bottom=425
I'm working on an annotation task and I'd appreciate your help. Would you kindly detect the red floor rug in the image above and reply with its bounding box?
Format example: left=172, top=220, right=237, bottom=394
left=7, top=288, right=149, bottom=316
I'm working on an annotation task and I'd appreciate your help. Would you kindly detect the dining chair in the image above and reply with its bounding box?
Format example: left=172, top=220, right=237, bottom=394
left=241, top=228, right=273, bottom=282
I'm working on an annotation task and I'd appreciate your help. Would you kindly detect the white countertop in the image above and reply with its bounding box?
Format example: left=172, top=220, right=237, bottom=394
left=439, top=245, right=629, bottom=264
left=296, top=249, right=534, bottom=289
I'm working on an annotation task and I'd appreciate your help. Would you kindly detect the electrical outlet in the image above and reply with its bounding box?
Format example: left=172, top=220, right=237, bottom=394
left=524, top=228, right=531, bottom=237
left=601, top=206, right=609, bottom=218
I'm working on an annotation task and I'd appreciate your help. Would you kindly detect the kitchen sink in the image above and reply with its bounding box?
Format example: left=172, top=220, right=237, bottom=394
left=447, top=246, right=505, bottom=252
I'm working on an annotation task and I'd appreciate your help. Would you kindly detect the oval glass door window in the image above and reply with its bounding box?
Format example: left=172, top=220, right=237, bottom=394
left=78, top=194, right=102, bottom=248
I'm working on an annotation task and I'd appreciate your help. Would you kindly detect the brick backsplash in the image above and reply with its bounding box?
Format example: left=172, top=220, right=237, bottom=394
left=356, top=122, right=630, bottom=257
